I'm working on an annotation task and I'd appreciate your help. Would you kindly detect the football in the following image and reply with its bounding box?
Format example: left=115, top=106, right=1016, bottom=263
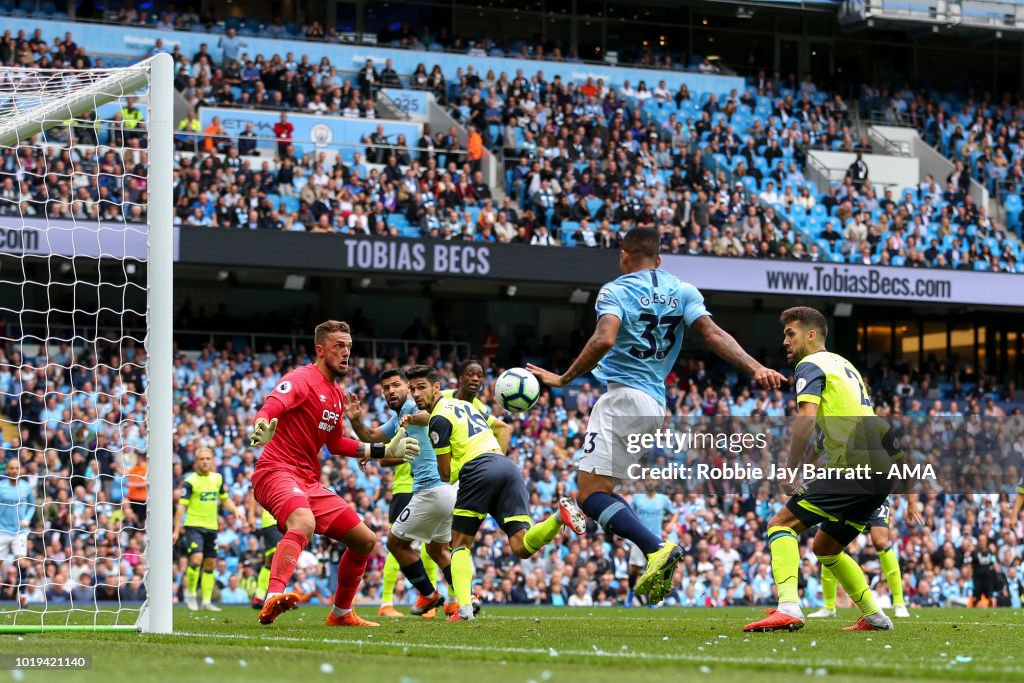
left=494, top=367, right=541, bottom=413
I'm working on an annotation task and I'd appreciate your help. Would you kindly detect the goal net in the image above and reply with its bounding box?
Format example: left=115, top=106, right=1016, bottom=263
left=0, top=54, right=173, bottom=633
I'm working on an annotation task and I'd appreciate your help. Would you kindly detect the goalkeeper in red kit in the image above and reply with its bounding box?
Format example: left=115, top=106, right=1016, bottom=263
left=249, top=320, right=420, bottom=627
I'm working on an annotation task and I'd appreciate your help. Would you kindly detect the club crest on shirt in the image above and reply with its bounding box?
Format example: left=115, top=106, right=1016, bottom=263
left=319, top=394, right=326, bottom=402
left=276, top=381, right=292, bottom=394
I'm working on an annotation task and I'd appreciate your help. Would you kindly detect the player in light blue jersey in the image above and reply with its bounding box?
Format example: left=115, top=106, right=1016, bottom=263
left=529, top=227, right=785, bottom=603
left=628, top=480, right=674, bottom=604
left=348, top=369, right=458, bottom=619
left=0, top=459, right=35, bottom=607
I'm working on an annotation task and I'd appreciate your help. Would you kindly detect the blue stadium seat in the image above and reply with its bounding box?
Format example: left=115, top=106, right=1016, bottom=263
left=280, top=196, right=300, bottom=214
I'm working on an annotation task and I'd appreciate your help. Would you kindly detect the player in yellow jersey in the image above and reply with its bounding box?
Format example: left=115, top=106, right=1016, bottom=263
left=745, top=307, right=913, bottom=633
left=406, top=365, right=588, bottom=621
left=247, top=500, right=280, bottom=610
left=173, top=447, right=239, bottom=612
left=442, top=359, right=493, bottom=417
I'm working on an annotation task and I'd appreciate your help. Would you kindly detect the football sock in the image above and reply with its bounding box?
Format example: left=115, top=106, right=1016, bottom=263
left=186, top=564, right=200, bottom=595
left=380, top=552, right=400, bottom=605
left=767, top=526, right=801, bottom=606
left=267, top=529, right=307, bottom=594
left=582, top=491, right=661, bottom=555
left=450, top=546, right=474, bottom=607
left=522, top=513, right=562, bottom=555
left=879, top=546, right=905, bottom=606
left=821, top=565, right=837, bottom=611
left=401, top=559, right=437, bottom=598
left=420, top=544, right=439, bottom=587
left=333, top=548, right=370, bottom=611
left=201, top=571, right=215, bottom=604
left=818, top=552, right=880, bottom=617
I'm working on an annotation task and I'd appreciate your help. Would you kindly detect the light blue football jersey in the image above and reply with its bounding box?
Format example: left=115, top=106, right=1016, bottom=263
left=380, top=397, right=441, bottom=492
left=631, top=492, right=672, bottom=536
left=593, top=268, right=709, bottom=404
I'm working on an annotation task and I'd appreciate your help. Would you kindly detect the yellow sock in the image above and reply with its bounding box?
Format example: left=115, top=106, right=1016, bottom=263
left=821, top=565, right=837, bottom=611
left=879, top=547, right=904, bottom=606
left=818, top=552, right=879, bottom=617
left=768, top=526, right=800, bottom=604
left=522, top=513, right=560, bottom=555
left=201, top=571, right=215, bottom=604
left=420, top=544, right=439, bottom=587
left=186, top=565, right=200, bottom=594
left=257, top=566, right=271, bottom=600
left=450, top=547, right=474, bottom=607
left=380, top=552, right=400, bottom=604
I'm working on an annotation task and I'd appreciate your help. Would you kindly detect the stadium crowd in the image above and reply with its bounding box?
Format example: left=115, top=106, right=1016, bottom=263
left=864, top=82, right=1024, bottom=238
left=1, top=27, right=1022, bottom=272
left=105, top=2, right=717, bottom=71
left=0, top=331, right=1022, bottom=612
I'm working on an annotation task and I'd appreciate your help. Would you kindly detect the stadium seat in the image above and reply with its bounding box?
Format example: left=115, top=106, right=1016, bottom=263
left=280, top=196, right=300, bottom=214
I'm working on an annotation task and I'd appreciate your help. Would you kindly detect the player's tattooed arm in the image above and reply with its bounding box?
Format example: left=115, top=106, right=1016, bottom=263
left=528, top=314, right=620, bottom=387
left=691, top=316, right=786, bottom=389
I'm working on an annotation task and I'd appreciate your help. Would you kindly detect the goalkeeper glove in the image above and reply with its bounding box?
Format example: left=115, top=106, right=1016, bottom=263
left=250, top=417, right=278, bottom=447
left=385, top=427, right=420, bottom=463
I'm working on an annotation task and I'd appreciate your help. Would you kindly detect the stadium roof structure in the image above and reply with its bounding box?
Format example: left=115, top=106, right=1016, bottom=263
left=840, top=0, right=1024, bottom=35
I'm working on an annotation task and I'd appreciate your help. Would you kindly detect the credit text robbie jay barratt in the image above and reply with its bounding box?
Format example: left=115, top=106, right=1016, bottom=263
left=626, top=462, right=935, bottom=481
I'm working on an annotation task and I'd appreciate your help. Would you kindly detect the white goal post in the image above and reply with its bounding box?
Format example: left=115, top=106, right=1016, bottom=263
left=0, top=53, right=173, bottom=633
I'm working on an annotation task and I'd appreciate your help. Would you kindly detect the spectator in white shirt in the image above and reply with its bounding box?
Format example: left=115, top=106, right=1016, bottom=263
left=759, top=181, right=780, bottom=205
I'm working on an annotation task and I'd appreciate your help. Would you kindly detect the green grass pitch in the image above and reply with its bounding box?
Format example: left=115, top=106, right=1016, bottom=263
left=0, top=607, right=1021, bottom=682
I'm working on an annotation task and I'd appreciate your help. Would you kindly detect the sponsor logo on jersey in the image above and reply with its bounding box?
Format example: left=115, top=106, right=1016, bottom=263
left=318, top=409, right=340, bottom=433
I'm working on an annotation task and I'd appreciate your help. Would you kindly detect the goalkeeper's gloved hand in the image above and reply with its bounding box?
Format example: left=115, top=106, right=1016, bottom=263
left=385, top=427, right=420, bottom=463
left=250, top=417, right=278, bottom=447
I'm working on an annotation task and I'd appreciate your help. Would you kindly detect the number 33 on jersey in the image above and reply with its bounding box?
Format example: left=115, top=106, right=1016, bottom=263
left=593, top=269, right=709, bottom=404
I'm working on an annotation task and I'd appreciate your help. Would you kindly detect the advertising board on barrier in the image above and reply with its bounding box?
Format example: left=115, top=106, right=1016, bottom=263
left=5, top=224, right=1021, bottom=307
left=381, top=89, right=429, bottom=119
left=176, top=230, right=1024, bottom=307
left=659, top=254, right=1024, bottom=307
left=198, top=107, right=421, bottom=150
left=0, top=219, right=180, bottom=261
left=176, top=228, right=619, bottom=284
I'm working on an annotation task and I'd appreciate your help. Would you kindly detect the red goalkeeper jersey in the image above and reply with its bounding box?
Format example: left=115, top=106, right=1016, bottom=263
left=254, top=363, right=359, bottom=482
